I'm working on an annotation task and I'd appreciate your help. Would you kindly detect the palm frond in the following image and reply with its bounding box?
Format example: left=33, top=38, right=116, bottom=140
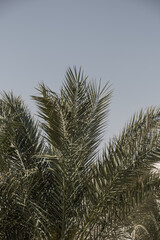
left=32, top=67, right=112, bottom=238
left=78, top=107, right=160, bottom=239
left=0, top=92, right=44, bottom=172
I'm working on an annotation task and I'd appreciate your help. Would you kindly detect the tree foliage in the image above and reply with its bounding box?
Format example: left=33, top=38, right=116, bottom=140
left=0, top=67, right=160, bottom=239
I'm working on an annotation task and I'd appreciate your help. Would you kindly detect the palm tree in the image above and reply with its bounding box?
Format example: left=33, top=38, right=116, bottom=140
left=0, top=67, right=160, bottom=239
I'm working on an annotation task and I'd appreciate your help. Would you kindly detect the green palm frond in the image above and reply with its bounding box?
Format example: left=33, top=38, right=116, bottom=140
left=33, top=67, right=112, bottom=162
left=31, top=67, right=112, bottom=239
left=0, top=92, right=44, bottom=172
left=0, top=93, right=47, bottom=239
left=78, top=107, right=160, bottom=239
left=0, top=171, right=51, bottom=240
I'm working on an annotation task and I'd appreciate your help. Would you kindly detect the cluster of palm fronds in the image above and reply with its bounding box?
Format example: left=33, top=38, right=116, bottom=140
left=0, top=67, right=160, bottom=239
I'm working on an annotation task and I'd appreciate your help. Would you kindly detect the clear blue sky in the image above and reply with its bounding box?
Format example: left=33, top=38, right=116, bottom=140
left=0, top=0, right=160, bottom=141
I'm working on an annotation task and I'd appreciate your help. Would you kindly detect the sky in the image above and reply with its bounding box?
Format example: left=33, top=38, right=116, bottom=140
left=0, top=0, right=160, bottom=142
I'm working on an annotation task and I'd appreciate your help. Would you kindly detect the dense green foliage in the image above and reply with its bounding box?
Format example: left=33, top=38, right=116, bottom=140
left=0, top=67, right=160, bottom=239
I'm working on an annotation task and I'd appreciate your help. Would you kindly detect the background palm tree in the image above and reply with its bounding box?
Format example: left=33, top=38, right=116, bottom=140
left=0, top=67, right=160, bottom=239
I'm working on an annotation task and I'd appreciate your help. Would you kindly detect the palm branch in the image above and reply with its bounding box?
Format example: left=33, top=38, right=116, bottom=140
left=0, top=67, right=160, bottom=239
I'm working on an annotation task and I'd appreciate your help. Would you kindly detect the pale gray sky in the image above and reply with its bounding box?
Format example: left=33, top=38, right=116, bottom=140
left=0, top=0, right=160, bottom=141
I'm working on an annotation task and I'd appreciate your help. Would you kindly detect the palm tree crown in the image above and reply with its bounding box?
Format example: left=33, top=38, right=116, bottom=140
left=0, top=67, right=160, bottom=240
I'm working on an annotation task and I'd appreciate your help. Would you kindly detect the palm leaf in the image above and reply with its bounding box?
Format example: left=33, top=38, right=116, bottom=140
left=32, top=67, right=112, bottom=238
left=78, top=107, right=160, bottom=239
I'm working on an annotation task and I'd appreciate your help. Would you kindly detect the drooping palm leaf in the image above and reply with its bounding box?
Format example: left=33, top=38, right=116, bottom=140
left=79, top=107, right=160, bottom=239
left=0, top=93, right=47, bottom=239
left=0, top=92, right=44, bottom=172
